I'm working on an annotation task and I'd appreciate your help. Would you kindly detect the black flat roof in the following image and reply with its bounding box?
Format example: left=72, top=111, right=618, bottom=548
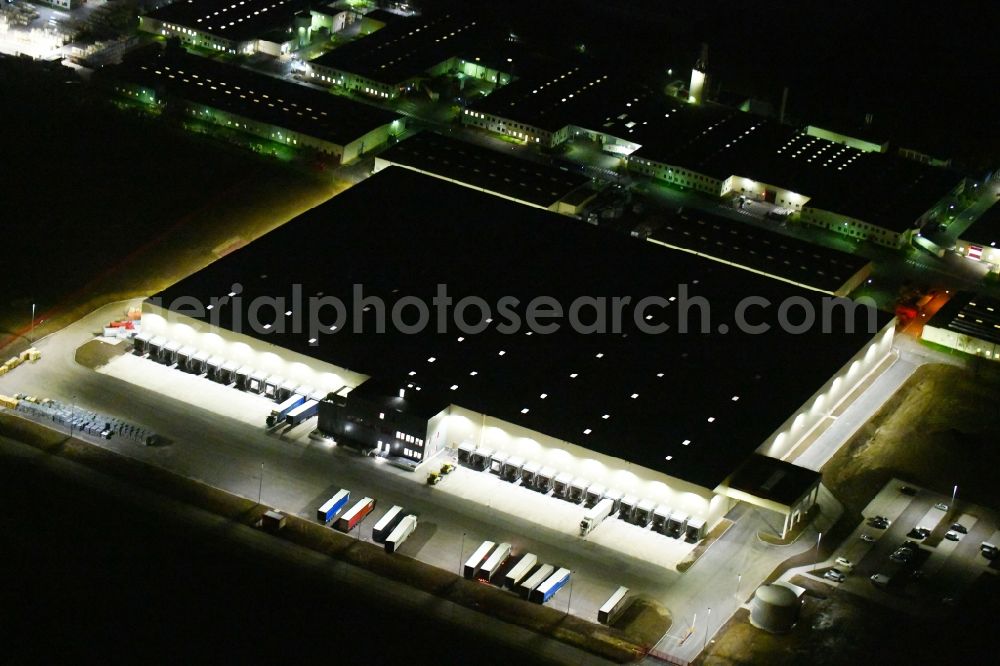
left=728, top=455, right=820, bottom=507
left=145, top=0, right=305, bottom=43
left=621, top=102, right=960, bottom=233
left=927, top=292, right=1000, bottom=346
left=151, top=167, right=890, bottom=490
left=311, top=11, right=484, bottom=85
left=377, top=131, right=590, bottom=208
left=650, top=208, right=871, bottom=295
left=107, top=48, right=398, bottom=146
left=474, top=79, right=959, bottom=232
left=470, top=66, right=654, bottom=134
left=960, top=201, right=1000, bottom=249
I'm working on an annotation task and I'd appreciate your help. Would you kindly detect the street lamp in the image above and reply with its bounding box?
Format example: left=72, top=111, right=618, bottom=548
left=814, top=531, right=823, bottom=571
left=736, top=573, right=742, bottom=600
left=68, top=396, right=77, bottom=439
left=30, top=303, right=35, bottom=343
left=257, top=463, right=264, bottom=505
left=459, top=531, right=466, bottom=575
left=951, top=484, right=958, bottom=508
left=704, top=606, right=711, bottom=652
left=566, top=571, right=575, bottom=614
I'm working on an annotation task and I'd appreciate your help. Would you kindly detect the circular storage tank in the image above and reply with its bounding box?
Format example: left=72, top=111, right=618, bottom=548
left=749, top=584, right=799, bottom=634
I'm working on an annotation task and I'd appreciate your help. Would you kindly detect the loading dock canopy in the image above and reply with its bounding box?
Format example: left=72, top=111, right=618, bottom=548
left=724, top=454, right=821, bottom=537
left=726, top=454, right=821, bottom=508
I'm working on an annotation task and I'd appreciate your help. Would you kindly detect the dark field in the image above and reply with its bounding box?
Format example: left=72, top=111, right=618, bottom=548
left=0, top=56, right=337, bottom=351
left=0, top=437, right=555, bottom=664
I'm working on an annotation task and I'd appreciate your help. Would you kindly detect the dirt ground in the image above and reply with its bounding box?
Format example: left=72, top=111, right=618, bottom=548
left=700, top=361, right=1000, bottom=665
left=823, top=362, right=1000, bottom=519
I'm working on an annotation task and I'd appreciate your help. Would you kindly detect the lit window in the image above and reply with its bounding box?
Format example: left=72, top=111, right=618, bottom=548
left=498, top=350, right=506, bottom=356
left=602, top=414, right=610, bottom=420
left=427, top=357, right=436, bottom=363
left=595, top=352, right=604, bottom=358
left=682, top=439, right=691, bottom=445
left=539, top=393, right=548, bottom=399
left=521, top=408, right=529, bottom=414
left=379, top=412, right=385, bottom=420
left=630, top=393, right=639, bottom=399
left=583, top=428, right=592, bottom=435
left=570, top=373, right=578, bottom=378
left=450, top=384, right=458, bottom=390
left=707, top=416, right=715, bottom=423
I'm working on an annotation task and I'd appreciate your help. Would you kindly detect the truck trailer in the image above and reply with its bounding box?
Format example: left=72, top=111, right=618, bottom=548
left=317, top=489, right=350, bottom=523
left=384, top=515, right=417, bottom=553
left=477, top=542, right=512, bottom=583
left=503, top=553, right=538, bottom=589
left=584, top=484, right=606, bottom=507
left=580, top=497, right=614, bottom=536
left=190, top=350, right=209, bottom=375
left=372, top=505, right=405, bottom=543
left=463, top=541, right=496, bottom=580
left=536, top=467, right=557, bottom=493
left=335, top=497, right=376, bottom=532
left=553, top=473, right=573, bottom=499
left=530, top=568, right=571, bottom=604
left=517, top=563, right=554, bottom=599
left=266, top=393, right=306, bottom=427
left=634, top=500, right=656, bottom=527
left=285, top=399, right=319, bottom=427
left=598, top=586, right=630, bottom=624
left=568, top=477, right=589, bottom=503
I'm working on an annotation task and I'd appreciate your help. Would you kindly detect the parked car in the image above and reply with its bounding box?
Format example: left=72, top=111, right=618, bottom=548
left=824, top=569, right=846, bottom=583
left=945, top=530, right=961, bottom=542
left=861, top=533, right=875, bottom=543
left=835, top=557, right=854, bottom=570
left=900, top=486, right=917, bottom=496
left=934, top=502, right=949, bottom=511
left=868, top=516, right=890, bottom=529
left=950, top=523, right=968, bottom=534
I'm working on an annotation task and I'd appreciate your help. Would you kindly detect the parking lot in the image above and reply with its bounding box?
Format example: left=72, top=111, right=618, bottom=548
left=800, top=478, right=998, bottom=614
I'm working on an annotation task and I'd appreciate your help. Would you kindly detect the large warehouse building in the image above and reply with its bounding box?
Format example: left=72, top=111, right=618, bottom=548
left=462, top=67, right=962, bottom=248
left=922, top=292, right=1000, bottom=361
left=956, top=201, right=1000, bottom=272
left=373, top=131, right=593, bottom=212
left=304, top=10, right=515, bottom=99
left=103, top=46, right=402, bottom=163
left=139, top=0, right=310, bottom=56
left=139, top=167, right=894, bottom=537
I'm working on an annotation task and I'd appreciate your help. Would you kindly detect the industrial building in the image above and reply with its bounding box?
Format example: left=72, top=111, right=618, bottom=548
left=922, top=292, right=1000, bottom=361
left=373, top=131, right=593, bottom=212
left=304, top=10, right=514, bottom=99
left=103, top=46, right=402, bottom=162
left=462, top=68, right=962, bottom=248
left=648, top=209, right=873, bottom=296
left=139, top=0, right=311, bottom=56
left=140, top=167, right=894, bottom=537
left=956, top=202, right=1000, bottom=272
